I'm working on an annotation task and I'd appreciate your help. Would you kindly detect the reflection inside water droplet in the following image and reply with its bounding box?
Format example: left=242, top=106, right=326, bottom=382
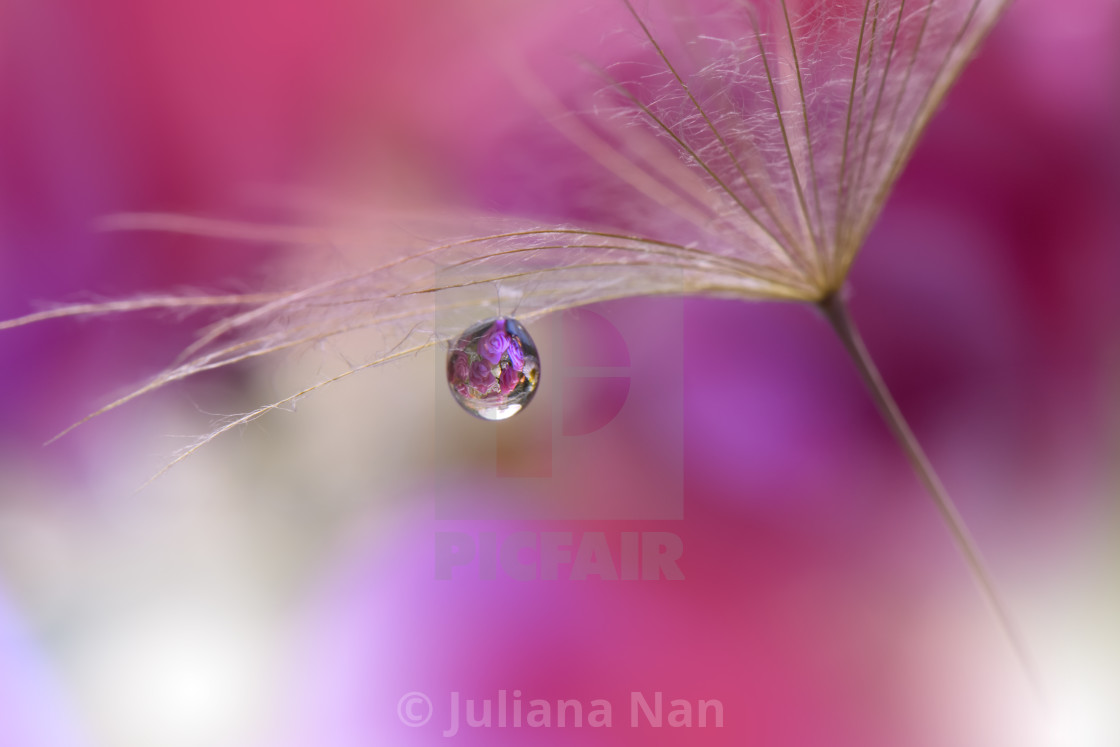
left=447, top=317, right=540, bottom=421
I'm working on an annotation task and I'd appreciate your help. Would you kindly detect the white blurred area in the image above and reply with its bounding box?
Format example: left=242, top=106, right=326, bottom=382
left=2, top=331, right=1118, bottom=747
left=1034, top=555, right=1120, bottom=747
left=70, top=606, right=270, bottom=747
left=0, top=337, right=439, bottom=747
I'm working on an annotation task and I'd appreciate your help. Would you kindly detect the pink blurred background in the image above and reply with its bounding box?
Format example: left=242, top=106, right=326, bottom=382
left=1, top=0, right=1118, bottom=746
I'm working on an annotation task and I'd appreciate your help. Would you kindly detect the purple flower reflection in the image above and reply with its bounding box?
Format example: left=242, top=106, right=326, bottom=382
left=469, top=359, right=496, bottom=393
left=450, top=352, right=470, bottom=383
left=477, top=321, right=510, bottom=365
left=499, top=365, right=520, bottom=396
left=506, top=335, right=524, bottom=372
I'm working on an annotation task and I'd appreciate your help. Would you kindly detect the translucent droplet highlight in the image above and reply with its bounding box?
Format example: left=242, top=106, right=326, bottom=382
left=447, top=317, right=540, bottom=421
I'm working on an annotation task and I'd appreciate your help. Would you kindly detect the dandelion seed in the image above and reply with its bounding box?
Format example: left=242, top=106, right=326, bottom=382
left=4, top=0, right=1012, bottom=411
left=2, top=0, right=1043, bottom=706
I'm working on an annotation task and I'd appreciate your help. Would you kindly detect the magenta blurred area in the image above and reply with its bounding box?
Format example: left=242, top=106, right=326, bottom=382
left=0, top=0, right=1118, bottom=746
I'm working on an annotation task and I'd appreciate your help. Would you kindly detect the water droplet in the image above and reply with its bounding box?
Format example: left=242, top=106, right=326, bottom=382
left=447, top=317, right=540, bottom=421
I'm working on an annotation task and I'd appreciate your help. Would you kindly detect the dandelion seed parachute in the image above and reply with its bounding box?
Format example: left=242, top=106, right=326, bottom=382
left=1, top=0, right=1009, bottom=454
